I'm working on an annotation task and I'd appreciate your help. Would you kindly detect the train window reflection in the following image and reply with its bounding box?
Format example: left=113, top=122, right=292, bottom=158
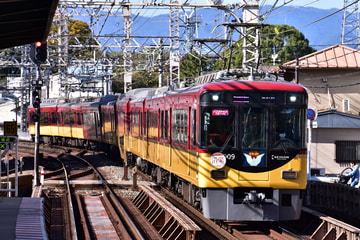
left=241, top=108, right=267, bottom=149
left=271, top=108, right=305, bottom=149
left=201, top=107, right=234, bottom=148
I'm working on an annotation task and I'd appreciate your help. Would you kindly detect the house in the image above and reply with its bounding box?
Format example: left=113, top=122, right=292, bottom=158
left=281, top=44, right=360, bottom=175
left=311, top=110, right=360, bottom=174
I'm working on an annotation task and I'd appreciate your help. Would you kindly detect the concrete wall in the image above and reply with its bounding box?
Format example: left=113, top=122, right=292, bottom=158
left=310, top=128, right=360, bottom=174
left=298, top=69, right=360, bottom=115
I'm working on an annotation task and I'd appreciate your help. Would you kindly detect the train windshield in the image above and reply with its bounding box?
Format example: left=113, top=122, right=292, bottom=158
left=201, top=107, right=235, bottom=148
left=241, top=108, right=267, bottom=149
left=270, top=108, right=305, bottom=149
left=200, top=106, right=306, bottom=150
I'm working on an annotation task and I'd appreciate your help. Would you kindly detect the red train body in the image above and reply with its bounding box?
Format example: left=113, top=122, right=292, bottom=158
left=28, top=80, right=308, bottom=221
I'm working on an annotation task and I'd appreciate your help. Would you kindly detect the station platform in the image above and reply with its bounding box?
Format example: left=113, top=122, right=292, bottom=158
left=0, top=197, right=47, bottom=239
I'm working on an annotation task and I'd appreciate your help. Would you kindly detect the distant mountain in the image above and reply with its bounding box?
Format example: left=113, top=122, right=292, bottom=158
left=76, top=5, right=344, bottom=50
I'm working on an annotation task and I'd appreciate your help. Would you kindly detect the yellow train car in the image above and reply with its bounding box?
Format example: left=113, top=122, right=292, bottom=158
left=118, top=81, right=308, bottom=221
left=28, top=96, right=119, bottom=151
left=28, top=102, right=59, bottom=143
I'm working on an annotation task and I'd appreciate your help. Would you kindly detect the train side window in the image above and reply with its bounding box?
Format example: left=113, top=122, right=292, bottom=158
left=95, top=112, right=101, bottom=127
left=142, top=111, right=147, bottom=136
left=64, top=112, right=74, bottom=125
left=58, top=112, right=62, bottom=124
left=172, top=108, right=188, bottom=144
left=40, top=112, right=48, bottom=124
left=165, top=110, right=169, bottom=139
left=148, top=110, right=158, bottom=138
left=83, top=112, right=93, bottom=126
left=51, top=112, right=57, bottom=124
left=160, top=110, right=164, bottom=138
left=160, top=110, right=169, bottom=140
left=131, top=112, right=139, bottom=135
left=139, top=111, right=143, bottom=136
left=191, top=109, right=196, bottom=146
left=64, top=112, right=69, bottom=125
left=77, top=113, right=81, bottom=125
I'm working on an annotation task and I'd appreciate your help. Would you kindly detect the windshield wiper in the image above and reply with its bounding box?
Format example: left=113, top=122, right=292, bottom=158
left=221, top=131, right=234, bottom=152
left=278, top=133, right=288, bottom=154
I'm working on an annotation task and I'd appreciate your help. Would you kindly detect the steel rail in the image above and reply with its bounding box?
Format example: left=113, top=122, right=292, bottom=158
left=69, top=153, right=146, bottom=240
left=56, top=156, right=78, bottom=240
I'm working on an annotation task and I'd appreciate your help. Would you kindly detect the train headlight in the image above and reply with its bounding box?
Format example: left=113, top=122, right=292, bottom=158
left=289, top=95, right=297, bottom=103
left=210, top=152, right=226, bottom=169
left=211, top=93, right=220, bottom=101
left=282, top=170, right=298, bottom=179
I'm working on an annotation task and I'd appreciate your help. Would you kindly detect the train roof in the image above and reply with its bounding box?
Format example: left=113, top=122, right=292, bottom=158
left=40, top=94, right=120, bottom=108
left=199, top=80, right=306, bottom=92
left=124, top=88, right=157, bottom=100
left=145, top=79, right=306, bottom=101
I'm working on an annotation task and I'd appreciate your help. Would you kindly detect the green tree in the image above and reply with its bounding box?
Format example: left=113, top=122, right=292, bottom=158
left=132, top=71, right=158, bottom=89
left=261, top=24, right=316, bottom=65
left=68, top=19, right=98, bottom=57
left=180, top=52, right=201, bottom=80
left=49, top=19, right=98, bottom=58
left=112, top=70, right=159, bottom=93
left=180, top=51, right=218, bottom=80
left=213, top=24, right=316, bottom=69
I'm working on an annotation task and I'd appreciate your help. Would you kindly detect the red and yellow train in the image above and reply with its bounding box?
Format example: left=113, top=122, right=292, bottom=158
left=28, top=79, right=308, bottom=221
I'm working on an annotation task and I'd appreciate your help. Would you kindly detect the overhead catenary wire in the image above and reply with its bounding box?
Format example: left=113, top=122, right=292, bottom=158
left=297, top=0, right=360, bottom=29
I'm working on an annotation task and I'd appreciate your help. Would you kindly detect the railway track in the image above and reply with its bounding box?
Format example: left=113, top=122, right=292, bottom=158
left=43, top=153, right=153, bottom=239
left=42, top=152, right=204, bottom=239
left=15, top=141, right=360, bottom=239
left=133, top=169, right=301, bottom=240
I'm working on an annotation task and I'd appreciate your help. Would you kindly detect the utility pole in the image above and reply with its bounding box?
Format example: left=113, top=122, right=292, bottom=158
left=169, top=0, right=181, bottom=86
left=341, top=0, right=360, bottom=49
left=123, top=5, right=133, bottom=92
left=242, top=1, right=260, bottom=76
left=158, top=39, right=164, bottom=87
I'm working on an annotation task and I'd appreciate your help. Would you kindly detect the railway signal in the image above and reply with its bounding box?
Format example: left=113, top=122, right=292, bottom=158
left=30, top=41, right=47, bottom=65
left=32, top=90, right=41, bottom=109
left=32, top=81, right=43, bottom=187
left=31, top=89, right=41, bottom=122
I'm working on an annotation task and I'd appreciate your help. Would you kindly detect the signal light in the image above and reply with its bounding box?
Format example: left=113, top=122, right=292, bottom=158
left=32, top=90, right=41, bottom=108
left=31, top=112, right=40, bottom=122
left=33, top=99, right=40, bottom=108
left=30, top=41, right=47, bottom=65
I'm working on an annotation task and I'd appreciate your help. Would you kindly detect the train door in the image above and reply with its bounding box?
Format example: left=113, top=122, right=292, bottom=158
left=186, top=107, right=192, bottom=176
left=160, top=109, right=170, bottom=167
left=190, top=108, right=197, bottom=178
left=142, top=110, right=147, bottom=159
left=168, top=108, right=173, bottom=168
left=94, top=111, right=100, bottom=139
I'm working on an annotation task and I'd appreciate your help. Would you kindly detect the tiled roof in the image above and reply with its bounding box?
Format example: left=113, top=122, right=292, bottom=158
left=282, top=44, right=360, bottom=69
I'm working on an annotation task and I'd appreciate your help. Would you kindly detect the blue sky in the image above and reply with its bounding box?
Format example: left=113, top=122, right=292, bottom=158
left=131, top=0, right=344, bottom=17
left=260, top=0, right=343, bottom=9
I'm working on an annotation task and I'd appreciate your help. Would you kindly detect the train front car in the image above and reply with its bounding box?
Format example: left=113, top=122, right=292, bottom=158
left=198, top=80, right=308, bottom=221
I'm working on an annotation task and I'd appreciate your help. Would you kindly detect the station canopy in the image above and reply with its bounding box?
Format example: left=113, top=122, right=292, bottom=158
left=0, top=0, right=58, bottom=50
